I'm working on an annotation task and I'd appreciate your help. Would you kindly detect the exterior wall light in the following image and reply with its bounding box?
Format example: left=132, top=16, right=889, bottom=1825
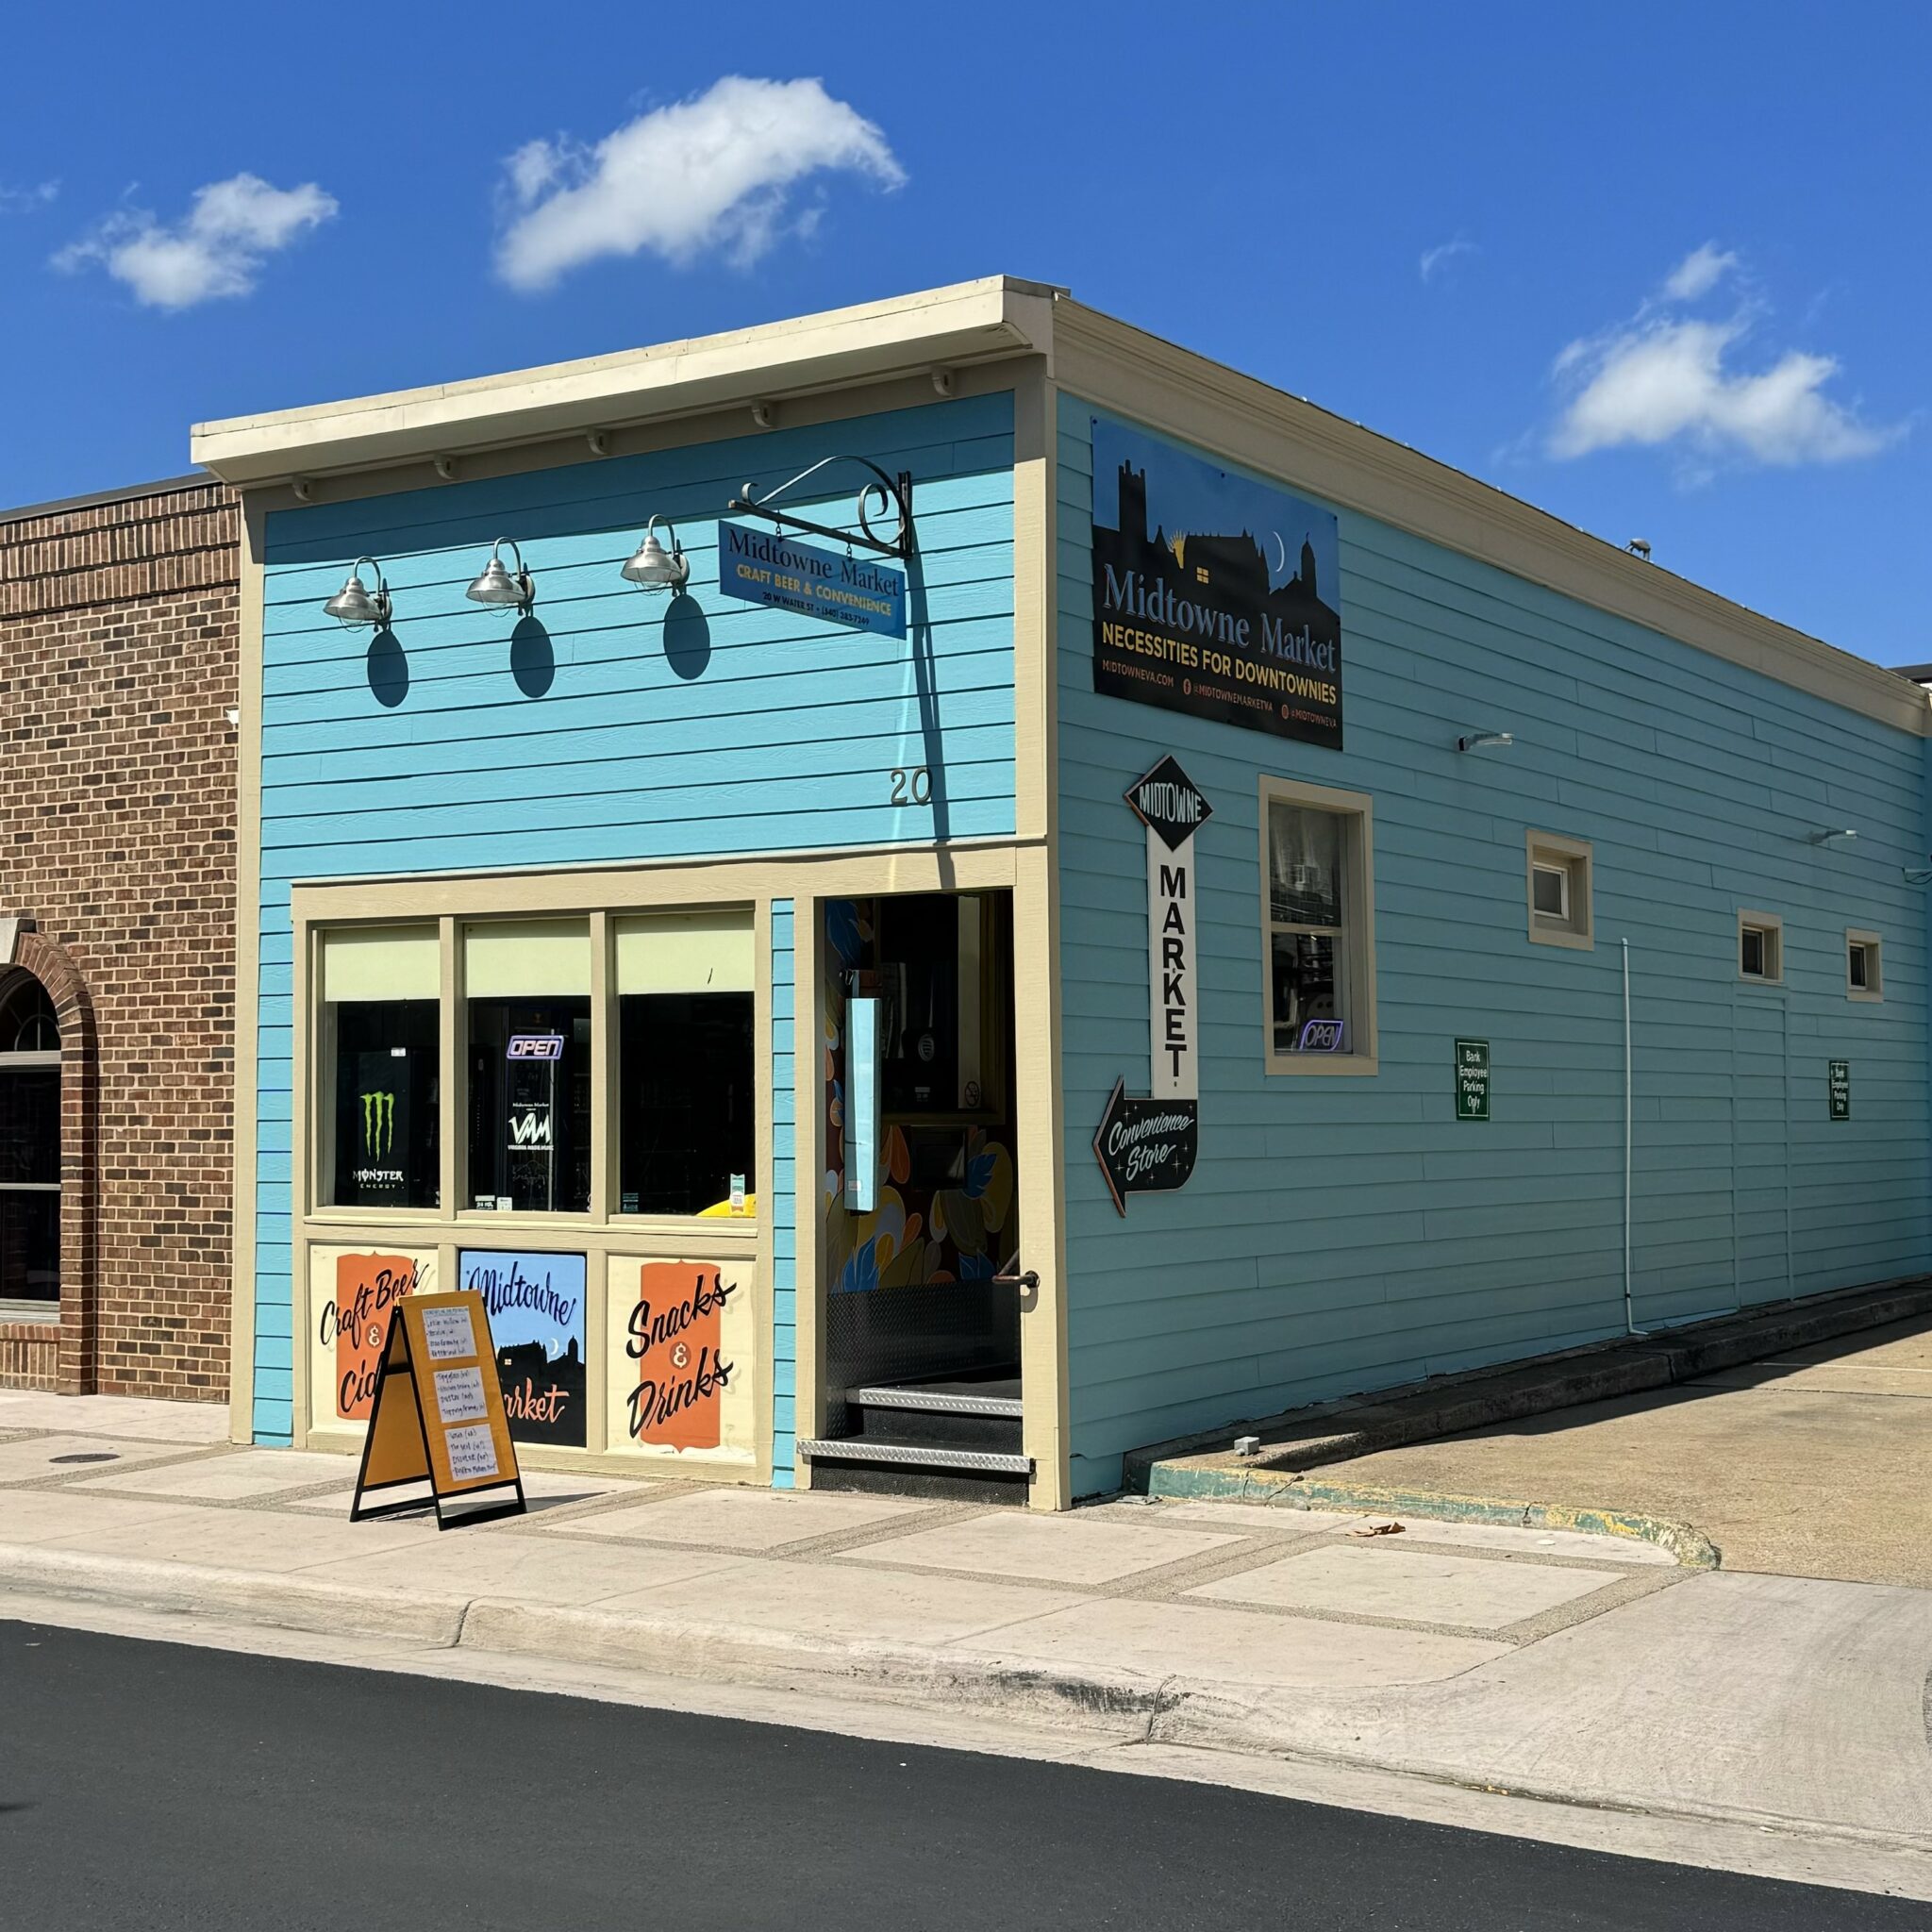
left=620, top=516, right=690, bottom=592
left=323, top=558, right=392, bottom=628
left=1456, top=730, right=1514, bottom=752
left=1808, top=827, right=1858, bottom=845
left=465, top=539, right=536, bottom=615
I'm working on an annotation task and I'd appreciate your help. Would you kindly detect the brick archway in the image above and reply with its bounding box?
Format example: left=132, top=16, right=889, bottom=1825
left=0, top=932, right=98, bottom=1392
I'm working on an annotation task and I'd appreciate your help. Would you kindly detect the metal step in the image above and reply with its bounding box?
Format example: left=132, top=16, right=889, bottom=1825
left=851, top=1383, right=1023, bottom=1420
left=797, top=1438, right=1031, bottom=1475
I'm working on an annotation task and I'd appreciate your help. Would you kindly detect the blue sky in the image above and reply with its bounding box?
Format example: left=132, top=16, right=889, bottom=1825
left=6, top=3, right=1925, bottom=663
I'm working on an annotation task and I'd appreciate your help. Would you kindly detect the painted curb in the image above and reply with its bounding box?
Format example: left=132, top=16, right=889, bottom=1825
left=1140, top=1466, right=1721, bottom=1569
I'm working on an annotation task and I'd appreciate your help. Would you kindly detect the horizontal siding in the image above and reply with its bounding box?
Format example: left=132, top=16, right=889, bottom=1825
left=249, top=396, right=1015, bottom=1444
left=1058, top=398, right=1931, bottom=1496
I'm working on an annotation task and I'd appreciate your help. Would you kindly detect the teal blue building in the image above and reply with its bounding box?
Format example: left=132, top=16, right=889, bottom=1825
left=195, top=279, right=1931, bottom=1507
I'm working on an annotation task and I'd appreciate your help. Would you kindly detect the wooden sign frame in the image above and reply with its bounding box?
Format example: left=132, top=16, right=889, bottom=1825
left=350, top=1290, right=527, bottom=1531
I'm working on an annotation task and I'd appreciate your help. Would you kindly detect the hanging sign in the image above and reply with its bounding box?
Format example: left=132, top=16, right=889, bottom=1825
left=350, top=1291, right=525, bottom=1530
left=1828, top=1059, right=1850, bottom=1121
left=1090, top=419, right=1342, bottom=748
left=1095, top=757, right=1210, bottom=1214
left=717, top=522, right=907, bottom=638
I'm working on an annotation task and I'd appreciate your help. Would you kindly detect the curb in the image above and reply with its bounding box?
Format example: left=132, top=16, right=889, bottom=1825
left=1139, top=1466, right=1721, bottom=1568
left=1124, top=1274, right=1932, bottom=1518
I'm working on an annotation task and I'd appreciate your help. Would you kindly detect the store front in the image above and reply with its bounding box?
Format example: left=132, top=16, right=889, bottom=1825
left=202, top=277, right=1932, bottom=1510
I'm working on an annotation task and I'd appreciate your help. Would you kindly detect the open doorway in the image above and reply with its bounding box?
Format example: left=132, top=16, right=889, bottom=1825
left=802, top=890, right=1029, bottom=1502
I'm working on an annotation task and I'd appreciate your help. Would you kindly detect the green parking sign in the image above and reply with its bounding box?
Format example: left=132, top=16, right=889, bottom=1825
left=1828, top=1060, right=1850, bottom=1121
left=1455, top=1040, right=1491, bottom=1122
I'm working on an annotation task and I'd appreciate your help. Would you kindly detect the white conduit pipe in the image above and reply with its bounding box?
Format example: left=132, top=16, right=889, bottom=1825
left=1623, top=936, right=1641, bottom=1337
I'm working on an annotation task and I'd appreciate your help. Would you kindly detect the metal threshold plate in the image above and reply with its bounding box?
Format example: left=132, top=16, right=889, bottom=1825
left=797, top=1439, right=1031, bottom=1475
left=853, top=1385, right=1024, bottom=1419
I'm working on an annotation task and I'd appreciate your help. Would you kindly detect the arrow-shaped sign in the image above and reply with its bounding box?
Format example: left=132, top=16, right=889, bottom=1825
left=1092, top=1077, right=1199, bottom=1216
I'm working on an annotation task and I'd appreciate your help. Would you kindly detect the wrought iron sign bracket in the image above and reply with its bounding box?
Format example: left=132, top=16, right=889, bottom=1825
left=727, top=455, right=915, bottom=561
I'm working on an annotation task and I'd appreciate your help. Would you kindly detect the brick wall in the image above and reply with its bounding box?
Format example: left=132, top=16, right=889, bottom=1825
left=0, top=479, right=238, bottom=1402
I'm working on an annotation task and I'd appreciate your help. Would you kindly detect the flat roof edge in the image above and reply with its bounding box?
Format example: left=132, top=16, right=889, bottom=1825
left=1052, top=298, right=1932, bottom=740
left=192, top=277, right=1059, bottom=486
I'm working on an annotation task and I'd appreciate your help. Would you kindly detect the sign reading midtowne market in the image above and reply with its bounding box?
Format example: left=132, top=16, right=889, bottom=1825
left=1090, top=419, right=1342, bottom=747
left=717, top=522, right=907, bottom=639
left=1095, top=757, right=1209, bottom=1214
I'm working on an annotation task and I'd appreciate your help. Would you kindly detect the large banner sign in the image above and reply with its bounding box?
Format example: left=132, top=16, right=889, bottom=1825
left=1090, top=419, right=1342, bottom=748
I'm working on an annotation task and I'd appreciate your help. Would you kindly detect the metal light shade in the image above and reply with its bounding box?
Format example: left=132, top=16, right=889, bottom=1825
left=323, top=558, right=391, bottom=627
left=620, top=515, right=689, bottom=591
left=466, top=538, right=534, bottom=612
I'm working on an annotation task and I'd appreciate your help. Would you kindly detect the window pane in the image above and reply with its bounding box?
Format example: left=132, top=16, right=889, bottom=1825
left=328, top=1001, right=440, bottom=1208
left=1740, top=927, right=1765, bottom=977
left=1271, top=931, right=1342, bottom=1052
left=1532, top=864, right=1568, bottom=918
left=619, top=992, right=755, bottom=1215
left=467, top=998, right=592, bottom=1212
left=1849, top=944, right=1869, bottom=989
left=0, top=1189, right=58, bottom=1301
left=1269, top=804, right=1344, bottom=927
left=0, top=1069, right=60, bottom=1186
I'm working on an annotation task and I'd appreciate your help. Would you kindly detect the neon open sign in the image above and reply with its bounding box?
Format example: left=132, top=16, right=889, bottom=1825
left=1297, top=1019, right=1346, bottom=1053
left=507, top=1034, right=564, bottom=1061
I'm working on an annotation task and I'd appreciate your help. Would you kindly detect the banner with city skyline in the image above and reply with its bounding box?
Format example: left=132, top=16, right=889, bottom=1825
left=1090, top=418, right=1342, bottom=747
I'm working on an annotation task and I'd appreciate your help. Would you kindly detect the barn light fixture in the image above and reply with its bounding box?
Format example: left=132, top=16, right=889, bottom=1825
left=465, top=539, right=536, bottom=615
left=1456, top=730, right=1513, bottom=753
left=620, top=515, right=690, bottom=592
left=1807, top=827, right=1858, bottom=845
left=322, top=558, right=392, bottom=628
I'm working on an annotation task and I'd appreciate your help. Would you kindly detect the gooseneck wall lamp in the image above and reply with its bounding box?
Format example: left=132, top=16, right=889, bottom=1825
left=466, top=539, right=536, bottom=616
left=620, top=515, right=690, bottom=592
left=322, top=558, right=392, bottom=628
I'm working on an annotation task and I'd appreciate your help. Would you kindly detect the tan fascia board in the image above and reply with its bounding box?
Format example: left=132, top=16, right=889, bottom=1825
left=192, top=277, right=1062, bottom=487
left=1051, top=299, right=1931, bottom=739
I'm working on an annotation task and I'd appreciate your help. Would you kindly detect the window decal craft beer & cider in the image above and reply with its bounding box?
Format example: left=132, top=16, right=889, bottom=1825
left=1090, top=418, right=1342, bottom=747
left=321, top=1252, right=421, bottom=1421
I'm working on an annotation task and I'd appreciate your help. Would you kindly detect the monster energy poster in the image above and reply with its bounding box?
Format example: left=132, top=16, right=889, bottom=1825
left=1090, top=418, right=1342, bottom=747
left=348, top=1051, right=412, bottom=1207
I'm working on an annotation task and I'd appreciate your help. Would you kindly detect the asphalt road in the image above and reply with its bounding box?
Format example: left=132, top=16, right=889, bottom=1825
left=2, top=1619, right=1924, bottom=1931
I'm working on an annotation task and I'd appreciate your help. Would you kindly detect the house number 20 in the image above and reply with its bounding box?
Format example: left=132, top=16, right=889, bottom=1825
left=889, top=766, right=932, bottom=806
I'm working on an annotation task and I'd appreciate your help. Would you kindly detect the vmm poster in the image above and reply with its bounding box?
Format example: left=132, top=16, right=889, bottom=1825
left=1090, top=419, right=1342, bottom=747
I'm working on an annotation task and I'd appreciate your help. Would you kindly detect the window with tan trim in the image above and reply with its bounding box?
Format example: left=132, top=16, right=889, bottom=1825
left=1847, top=929, right=1883, bottom=1002
left=1526, top=831, right=1592, bottom=950
left=1738, top=910, right=1783, bottom=985
left=1260, top=776, right=1377, bottom=1074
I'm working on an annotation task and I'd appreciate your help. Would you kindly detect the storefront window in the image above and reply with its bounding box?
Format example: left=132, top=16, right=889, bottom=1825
left=615, top=909, right=754, bottom=1216
left=465, top=922, right=592, bottom=1214
left=1262, top=780, right=1377, bottom=1070
left=0, top=970, right=60, bottom=1305
left=321, top=927, right=441, bottom=1209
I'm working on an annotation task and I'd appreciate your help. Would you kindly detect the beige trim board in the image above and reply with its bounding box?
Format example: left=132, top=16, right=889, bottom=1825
left=228, top=498, right=266, bottom=1445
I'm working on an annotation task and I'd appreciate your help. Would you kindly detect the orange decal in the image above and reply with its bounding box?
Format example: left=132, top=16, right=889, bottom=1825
left=625, top=1261, right=736, bottom=1451
left=323, top=1253, right=418, bottom=1421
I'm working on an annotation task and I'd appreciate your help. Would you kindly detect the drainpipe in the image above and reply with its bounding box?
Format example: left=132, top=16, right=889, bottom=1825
left=1623, top=936, right=1642, bottom=1337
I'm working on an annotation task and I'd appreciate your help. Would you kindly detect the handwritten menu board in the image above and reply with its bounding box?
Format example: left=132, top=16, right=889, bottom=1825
left=350, top=1291, right=525, bottom=1530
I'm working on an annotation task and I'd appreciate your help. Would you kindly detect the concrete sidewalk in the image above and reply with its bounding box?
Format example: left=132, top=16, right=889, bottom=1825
left=4, top=1388, right=1932, bottom=1881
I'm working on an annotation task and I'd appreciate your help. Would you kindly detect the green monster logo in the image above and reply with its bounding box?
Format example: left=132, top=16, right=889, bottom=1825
left=359, top=1091, right=395, bottom=1158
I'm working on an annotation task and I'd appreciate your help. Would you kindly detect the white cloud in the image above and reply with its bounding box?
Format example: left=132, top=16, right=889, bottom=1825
left=1661, top=242, right=1738, bottom=302
left=0, top=179, right=58, bottom=213
left=496, top=75, right=904, bottom=291
left=55, top=173, right=336, bottom=309
left=1548, top=250, right=1900, bottom=469
left=1419, top=236, right=1475, bottom=283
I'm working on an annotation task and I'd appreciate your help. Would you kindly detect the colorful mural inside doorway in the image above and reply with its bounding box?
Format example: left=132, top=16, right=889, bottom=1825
left=823, top=898, right=1017, bottom=1293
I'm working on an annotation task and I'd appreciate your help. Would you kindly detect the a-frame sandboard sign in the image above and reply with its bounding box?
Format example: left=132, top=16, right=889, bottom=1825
left=350, top=1290, right=526, bottom=1531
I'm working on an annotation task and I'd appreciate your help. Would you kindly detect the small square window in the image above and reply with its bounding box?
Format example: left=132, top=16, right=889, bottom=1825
left=1526, top=833, right=1592, bottom=950
left=1738, top=911, right=1782, bottom=985
left=1847, top=930, right=1883, bottom=1002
